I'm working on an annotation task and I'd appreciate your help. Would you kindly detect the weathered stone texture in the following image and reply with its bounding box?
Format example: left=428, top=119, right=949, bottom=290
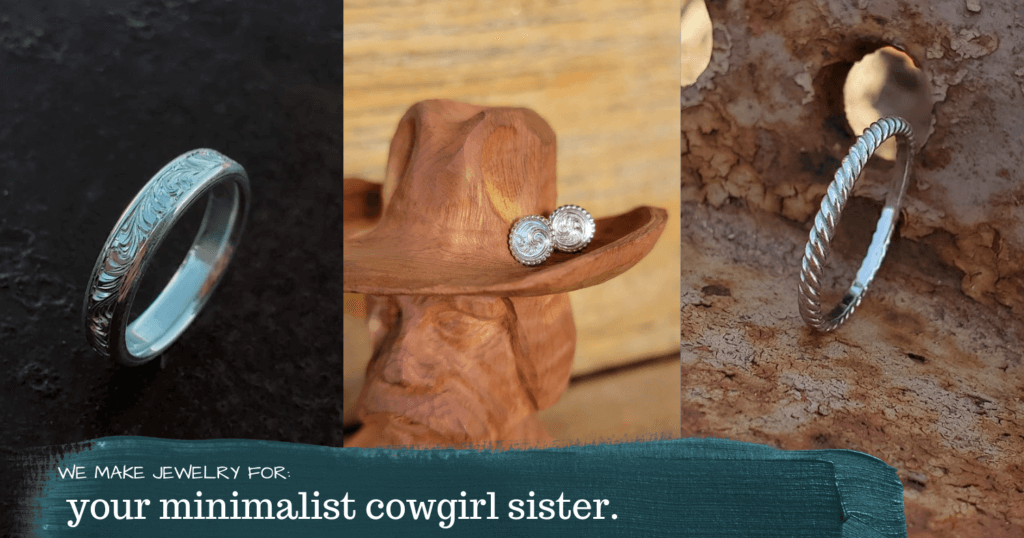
left=683, top=1, right=1024, bottom=535
left=684, top=0, right=1024, bottom=313
left=681, top=203, right=1023, bottom=537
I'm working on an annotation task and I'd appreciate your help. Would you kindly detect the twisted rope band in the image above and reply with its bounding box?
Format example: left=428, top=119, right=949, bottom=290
left=798, top=117, right=915, bottom=332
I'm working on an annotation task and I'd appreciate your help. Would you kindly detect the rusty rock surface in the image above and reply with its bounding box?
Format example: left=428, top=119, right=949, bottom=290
left=681, top=202, right=1024, bottom=537
left=683, top=0, right=1024, bottom=314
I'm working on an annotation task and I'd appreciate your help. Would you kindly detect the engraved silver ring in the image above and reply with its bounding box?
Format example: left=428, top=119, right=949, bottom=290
left=83, top=149, right=251, bottom=365
left=798, top=117, right=915, bottom=332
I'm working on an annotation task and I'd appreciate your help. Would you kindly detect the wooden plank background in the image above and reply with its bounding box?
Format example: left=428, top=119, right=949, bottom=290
left=343, top=0, right=681, bottom=435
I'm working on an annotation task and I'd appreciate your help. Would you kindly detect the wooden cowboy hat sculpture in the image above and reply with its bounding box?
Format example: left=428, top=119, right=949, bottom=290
left=344, top=99, right=667, bottom=448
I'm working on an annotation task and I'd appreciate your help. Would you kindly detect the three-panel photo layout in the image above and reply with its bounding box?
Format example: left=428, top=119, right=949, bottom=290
left=1, top=1, right=1020, bottom=536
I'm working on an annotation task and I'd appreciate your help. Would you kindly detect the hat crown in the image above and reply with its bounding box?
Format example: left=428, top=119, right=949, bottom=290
left=371, top=100, right=557, bottom=255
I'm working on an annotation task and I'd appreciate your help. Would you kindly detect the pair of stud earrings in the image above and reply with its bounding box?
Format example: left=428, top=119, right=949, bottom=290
left=508, top=205, right=596, bottom=266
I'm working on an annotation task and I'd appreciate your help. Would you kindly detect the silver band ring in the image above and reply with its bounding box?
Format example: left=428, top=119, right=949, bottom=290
left=83, top=149, right=251, bottom=365
left=798, top=117, right=915, bottom=332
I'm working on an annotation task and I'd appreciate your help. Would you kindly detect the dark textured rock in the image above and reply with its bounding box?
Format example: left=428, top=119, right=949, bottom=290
left=0, top=0, right=344, bottom=452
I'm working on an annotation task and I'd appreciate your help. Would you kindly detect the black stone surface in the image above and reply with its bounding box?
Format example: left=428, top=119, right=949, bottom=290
left=0, top=0, right=346, bottom=453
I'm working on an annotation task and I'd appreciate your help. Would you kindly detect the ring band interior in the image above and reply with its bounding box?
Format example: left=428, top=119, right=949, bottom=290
left=829, top=134, right=912, bottom=321
left=125, top=179, right=241, bottom=358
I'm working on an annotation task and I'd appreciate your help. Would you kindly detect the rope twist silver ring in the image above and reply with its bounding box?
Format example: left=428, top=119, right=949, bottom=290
left=83, top=149, right=251, bottom=365
left=798, top=117, right=915, bottom=332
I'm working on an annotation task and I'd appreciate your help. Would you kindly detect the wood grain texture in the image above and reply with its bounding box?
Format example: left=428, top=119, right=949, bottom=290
left=343, top=0, right=681, bottom=383
left=347, top=294, right=576, bottom=447
left=539, top=357, right=680, bottom=443
left=344, top=99, right=669, bottom=447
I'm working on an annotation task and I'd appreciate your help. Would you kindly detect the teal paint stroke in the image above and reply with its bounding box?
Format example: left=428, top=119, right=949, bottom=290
left=22, top=437, right=906, bottom=537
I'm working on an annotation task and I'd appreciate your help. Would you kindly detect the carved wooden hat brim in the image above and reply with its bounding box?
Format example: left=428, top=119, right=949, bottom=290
left=342, top=100, right=667, bottom=296
left=344, top=201, right=667, bottom=297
